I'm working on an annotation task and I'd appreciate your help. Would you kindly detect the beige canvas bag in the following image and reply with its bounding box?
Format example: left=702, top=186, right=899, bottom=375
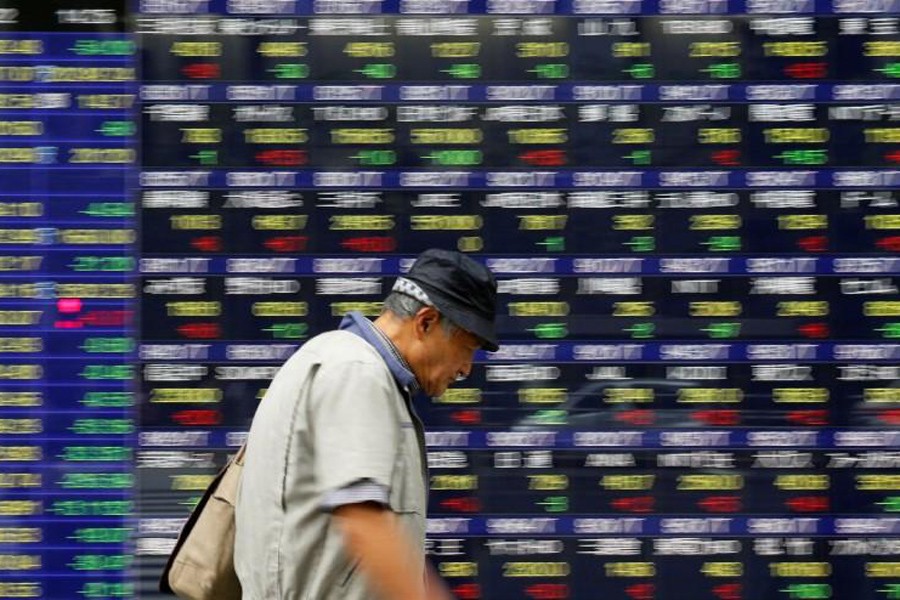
left=159, top=444, right=246, bottom=600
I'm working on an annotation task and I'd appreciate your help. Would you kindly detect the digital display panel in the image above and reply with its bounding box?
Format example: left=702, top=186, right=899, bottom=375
left=0, top=0, right=899, bottom=598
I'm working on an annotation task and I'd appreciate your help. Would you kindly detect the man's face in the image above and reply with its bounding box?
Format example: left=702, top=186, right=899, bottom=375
left=415, top=316, right=481, bottom=398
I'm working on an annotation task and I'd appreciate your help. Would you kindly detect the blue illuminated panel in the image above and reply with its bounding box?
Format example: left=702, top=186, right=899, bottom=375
left=0, top=2, right=135, bottom=598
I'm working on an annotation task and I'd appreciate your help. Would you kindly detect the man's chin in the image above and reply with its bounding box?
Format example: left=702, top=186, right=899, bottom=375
left=429, top=384, right=449, bottom=398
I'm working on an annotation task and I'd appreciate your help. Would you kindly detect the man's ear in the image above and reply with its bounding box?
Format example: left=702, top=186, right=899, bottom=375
left=415, top=307, right=440, bottom=337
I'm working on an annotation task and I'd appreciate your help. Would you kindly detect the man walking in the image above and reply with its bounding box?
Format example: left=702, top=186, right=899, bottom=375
left=235, top=249, right=498, bottom=599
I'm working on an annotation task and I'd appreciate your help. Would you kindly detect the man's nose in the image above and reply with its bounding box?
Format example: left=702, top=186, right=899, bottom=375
left=456, top=359, right=473, bottom=381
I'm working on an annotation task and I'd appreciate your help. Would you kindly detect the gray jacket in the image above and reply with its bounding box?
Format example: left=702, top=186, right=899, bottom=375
left=235, top=330, right=427, bottom=599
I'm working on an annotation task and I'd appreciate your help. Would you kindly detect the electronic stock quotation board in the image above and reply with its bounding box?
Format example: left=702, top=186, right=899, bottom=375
left=1, top=0, right=900, bottom=598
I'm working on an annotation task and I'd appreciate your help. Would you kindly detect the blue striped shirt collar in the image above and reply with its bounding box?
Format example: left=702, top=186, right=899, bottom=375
left=339, top=311, right=420, bottom=395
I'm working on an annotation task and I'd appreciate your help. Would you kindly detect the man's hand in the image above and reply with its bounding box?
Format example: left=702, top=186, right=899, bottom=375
left=425, top=561, right=455, bottom=600
left=334, top=502, right=451, bottom=599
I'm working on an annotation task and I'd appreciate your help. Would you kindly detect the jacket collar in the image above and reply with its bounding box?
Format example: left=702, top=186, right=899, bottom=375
left=339, top=311, right=420, bottom=395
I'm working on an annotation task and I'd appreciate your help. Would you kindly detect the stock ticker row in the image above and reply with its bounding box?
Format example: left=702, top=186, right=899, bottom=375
left=0, top=0, right=899, bottom=598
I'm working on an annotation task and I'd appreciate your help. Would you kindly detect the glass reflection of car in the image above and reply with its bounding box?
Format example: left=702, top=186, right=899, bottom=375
left=849, top=378, right=900, bottom=427
left=512, top=378, right=777, bottom=430
left=506, top=378, right=840, bottom=525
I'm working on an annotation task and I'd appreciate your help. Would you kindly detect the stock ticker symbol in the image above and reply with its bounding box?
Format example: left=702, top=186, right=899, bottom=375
left=439, top=497, right=480, bottom=513
left=181, top=63, right=220, bottom=79
left=190, top=236, right=222, bottom=252
left=785, top=496, right=830, bottom=512
left=711, top=150, right=741, bottom=166
left=441, top=63, right=481, bottom=79
left=264, top=236, right=308, bottom=252
left=519, top=149, right=566, bottom=167
left=796, top=323, right=829, bottom=339
left=97, top=120, right=135, bottom=137
left=691, top=409, right=740, bottom=426
left=878, top=583, right=900, bottom=599
left=702, top=236, right=741, bottom=252
left=786, top=410, right=829, bottom=426
left=615, top=409, right=655, bottom=426
left=451, top=583, right=480, bottom=600
left=875, top=323, right=900, bottom=339
left=713, top=583, right=743, bottom=600
left=697, top=495, right=742, bottom=513
left=255, top=149, right=308, bottom=167
left=624, top=237, right=655, bottom=252
left=624, top=322, right=655, bottom=338
left=270, top=63, right=309, bottom=79
left=876, top=236, right=900, bottom=252
left=875, top=497, right=900, bottom=512
left=171, top=409, right=222, bottom=427
left=80, top=310, right=133, bottom=327
left=55, top=297, right=84, bottom=329
left=703, top=62, right=740, bottom=79
left=529, top=323, right=568, bottom=339
left=263, top=323, right=307, bottom=340
left=176, top=322, right=221, bottom=339
left=58, top=298, right=82, bottom=313
left=874, top=63, right=900, bottom=78
left=450, top=410, right=481, bottom=425
left=625, top=583, right=655, bottom=600
left=341, top=236, right=397, bottom=252
left=190, top=150, right=218, bottom=165
left=779, top=583, right=832, bottom=599
left=783, top=62, right=827, bottom=79
left=525, top=583, right=568, bottom=600
left=796, top=236, right=828, bottom=252
left=536, top=496, right=569, bottom=513
left=610, top=496, right=654, bottom=513
left=876, top=409, right=900, bottom=425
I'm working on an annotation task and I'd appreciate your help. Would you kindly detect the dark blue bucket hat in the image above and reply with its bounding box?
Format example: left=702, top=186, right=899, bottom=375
left=401, top=249, right=499, bottom=352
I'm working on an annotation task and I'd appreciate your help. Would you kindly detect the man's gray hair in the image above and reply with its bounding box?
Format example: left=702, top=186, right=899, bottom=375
left=382, top=291, right=459, bottom=335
